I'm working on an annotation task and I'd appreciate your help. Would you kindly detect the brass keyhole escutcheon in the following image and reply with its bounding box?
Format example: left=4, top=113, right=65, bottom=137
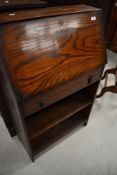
left=88, top=76, right=93, bottom=84
left=39, top=101, right=44, bottom=108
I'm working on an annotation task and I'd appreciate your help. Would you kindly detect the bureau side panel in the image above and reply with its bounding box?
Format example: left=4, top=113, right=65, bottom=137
left=0, top=28, right=33, bottom=160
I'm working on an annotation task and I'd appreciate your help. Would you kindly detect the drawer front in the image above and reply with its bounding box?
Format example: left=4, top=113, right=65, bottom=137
left=3, top=11, right=105, bottom=100
left=22, top=66, right=103, bottom=117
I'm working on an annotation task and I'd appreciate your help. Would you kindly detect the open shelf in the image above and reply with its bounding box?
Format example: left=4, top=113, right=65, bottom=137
left=31, top=108, right=89, bottom=156
left=26, top=91, right=92, bottom=140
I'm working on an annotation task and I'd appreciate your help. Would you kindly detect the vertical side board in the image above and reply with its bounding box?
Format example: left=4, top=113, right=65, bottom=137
left=0, top=26, right=33, bottom=161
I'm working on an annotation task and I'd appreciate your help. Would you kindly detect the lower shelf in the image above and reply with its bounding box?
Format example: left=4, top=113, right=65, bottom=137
left=26, top=91, right=92, bottom=140
left=30, top=108, right=89, bottom=156
left=24, top=83, right=97, bottom=157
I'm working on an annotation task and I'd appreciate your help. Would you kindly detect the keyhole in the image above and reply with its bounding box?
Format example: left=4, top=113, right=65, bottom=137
left=88, top=76, right=92, bottom=84
left=40, top=101, right=44, bottom=108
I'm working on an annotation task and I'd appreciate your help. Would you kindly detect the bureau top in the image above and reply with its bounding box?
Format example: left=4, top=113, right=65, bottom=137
left=0, top=4, right=101, bottom=24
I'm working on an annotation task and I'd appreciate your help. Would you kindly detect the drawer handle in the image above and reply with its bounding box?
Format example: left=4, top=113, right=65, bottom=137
left=88, top=76, right=93, bottom=84
left=39, top=101, right=44, bottom=108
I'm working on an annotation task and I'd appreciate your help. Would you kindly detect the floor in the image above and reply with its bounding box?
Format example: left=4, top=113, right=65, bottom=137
left=0, top=50, right=117, bottom=175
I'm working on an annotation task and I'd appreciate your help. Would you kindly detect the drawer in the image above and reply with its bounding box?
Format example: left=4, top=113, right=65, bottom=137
left=22, top=66, right=103, bottom=117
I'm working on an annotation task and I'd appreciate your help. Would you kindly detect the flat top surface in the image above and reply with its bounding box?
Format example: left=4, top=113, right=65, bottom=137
left=0, top=4, right=101, bottom=24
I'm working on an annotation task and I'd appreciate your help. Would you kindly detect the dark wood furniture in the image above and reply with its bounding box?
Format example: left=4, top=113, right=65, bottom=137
left=108, top=0, right=117, bottom=52
left=0, top=5, right=106, bottom=161
left=0, top=0, right=112, bottom=139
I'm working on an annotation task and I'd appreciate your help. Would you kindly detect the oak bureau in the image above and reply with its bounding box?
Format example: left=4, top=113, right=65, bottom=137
left=0, top=5, right=106, bottom=161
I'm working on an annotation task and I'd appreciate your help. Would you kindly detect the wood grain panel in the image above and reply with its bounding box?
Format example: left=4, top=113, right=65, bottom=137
left=3, top=12, right=105, bottom=100
left=23, top=66, right=103, bottom=116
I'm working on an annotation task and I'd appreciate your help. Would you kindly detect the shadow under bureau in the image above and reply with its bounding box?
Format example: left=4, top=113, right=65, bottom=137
left=0, top=5, right=106, bottom=161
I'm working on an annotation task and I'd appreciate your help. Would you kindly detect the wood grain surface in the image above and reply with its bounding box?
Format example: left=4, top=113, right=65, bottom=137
left=2, top=11, right=105, bottom=99
left=0, top=5, right=106, bottom=160
left=23, top=66, right=103, bottom=116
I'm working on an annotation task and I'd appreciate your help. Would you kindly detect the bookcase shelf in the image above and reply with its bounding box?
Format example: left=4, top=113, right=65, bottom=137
left=31, top=107, right=90, bottom=156
left=26, top=90, right=92, bottom=140
left=24, top=81, right=100, bottom=157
